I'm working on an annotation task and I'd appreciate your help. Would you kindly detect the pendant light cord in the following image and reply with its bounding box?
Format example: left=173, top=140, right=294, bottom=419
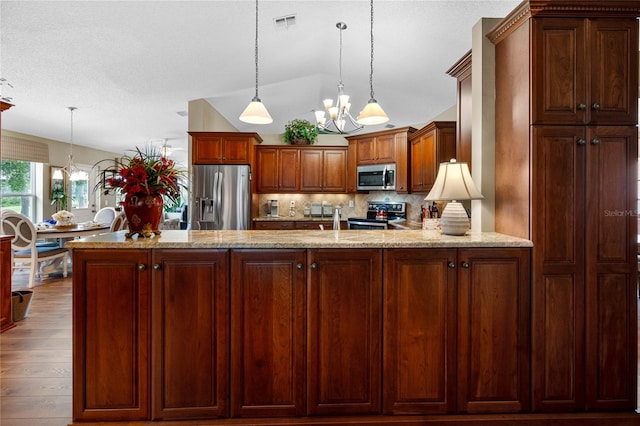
left=368, top=0, right=375, bottom=100
left=68, top=106, right=76, bottom=158
left=338, top=23, right=344, bottom=85
left=253, top=0, right=259, bottom=101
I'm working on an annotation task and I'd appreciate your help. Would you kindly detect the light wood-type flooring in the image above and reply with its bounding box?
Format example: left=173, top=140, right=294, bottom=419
left=1, top=270, right=639, bottom=426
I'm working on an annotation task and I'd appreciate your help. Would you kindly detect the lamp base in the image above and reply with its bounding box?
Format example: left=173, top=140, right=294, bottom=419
left=439, top=201, right=470, bottom=236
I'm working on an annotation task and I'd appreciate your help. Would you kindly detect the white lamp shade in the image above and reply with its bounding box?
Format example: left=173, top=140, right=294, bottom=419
left=357, top=100, right=389, bottom=125
left=239, top=100, right=273, bottom=124
left=424, top=160, right=483, bottom=201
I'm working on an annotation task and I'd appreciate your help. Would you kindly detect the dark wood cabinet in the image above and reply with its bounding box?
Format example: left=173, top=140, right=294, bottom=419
left=252, top=220, right=346, bottom=230
left=447, top=50, right=472, bottom=171
left=151, top=249, right=229, bottom=420
left=346, top=127, right=416, bottom=193
left=230, top=250, right=307, bottom=417
left=189, top=131, right=262, bottom=165
left=299, top=148, right=347, bottom=193
left=531, top=18, right=637, bottom=125
left=383, top=248, right=530, bottom=415
left=73, top=249, right=151, bottom=422
left=307, top=248, right=382, bottom=416
left=409, top=121, right=456, bottom=193
left=0, top=235, right=14, bottom=333
left=255, top=147, right=299, bottom=192
left=490, top=1, right=639, bottom=413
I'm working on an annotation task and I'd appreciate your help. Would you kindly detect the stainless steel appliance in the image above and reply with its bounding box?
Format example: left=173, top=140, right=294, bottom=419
left=356, top=163, right=396, bottom=191
left=191, top=164, right=251, bottom=230
left=347, top=201, right=406, bottom=230
left=269, top=199, right=279, bottom=217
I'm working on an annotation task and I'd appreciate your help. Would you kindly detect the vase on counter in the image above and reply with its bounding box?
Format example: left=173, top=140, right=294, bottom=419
left=122, top=193, right=163, bottom=238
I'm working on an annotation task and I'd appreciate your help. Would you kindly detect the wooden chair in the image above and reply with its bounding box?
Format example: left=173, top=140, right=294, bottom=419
left=110, top=212, right=128, bottom=232
left=1, top=210, right=68, bottom=288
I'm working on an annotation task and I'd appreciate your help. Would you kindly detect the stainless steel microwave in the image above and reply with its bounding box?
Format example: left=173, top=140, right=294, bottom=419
left=356, top=164, right=396, bottom=191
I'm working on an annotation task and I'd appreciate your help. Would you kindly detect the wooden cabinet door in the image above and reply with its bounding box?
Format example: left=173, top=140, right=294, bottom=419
left=589, top=19, right=638, bottom=125
left=584, top=126, right=638, bottom=410
left=531, top=125, right=587, bottom=411
left=383, top=249, right=457, bottom=414
left=299, top=149, right=324, bottom=192
left=151, top=249, right=229, bottom=420
left=373, top=134, right=396, bottom=164
left=221, top=136, right=252, bottom=164
left=192, top=134, right=225, bottom=164
left=457, top=248, right=530, bottom=414
left=355, top=137, right=376, bottom=164
left=72, top=249, right=151, bottom=422
left=231, top=250, right=307, bottom=417
left=255, top=148, right=278, bottom=193
left=278, top=149, right=300, bottom=191
left=307, top=249, right=382, bottom=416
left=410, top=137, right=426, bottom=192
left=0, top=236, right=14, bottom=333
left=322, top=149, right=347, bottom=193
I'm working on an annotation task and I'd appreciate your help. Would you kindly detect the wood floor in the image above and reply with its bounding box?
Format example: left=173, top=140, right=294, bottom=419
left=1, top=271, right=639, bottom=426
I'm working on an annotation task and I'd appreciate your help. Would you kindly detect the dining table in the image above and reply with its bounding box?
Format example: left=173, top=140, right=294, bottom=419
left=36, top=222, right=111, bottom=276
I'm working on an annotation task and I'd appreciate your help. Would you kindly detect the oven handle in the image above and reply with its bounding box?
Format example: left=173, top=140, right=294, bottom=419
left=347, top=219, right=388, bottom=230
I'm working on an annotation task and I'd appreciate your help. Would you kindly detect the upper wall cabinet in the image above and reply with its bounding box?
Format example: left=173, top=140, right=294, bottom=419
left=531, top=18, right=637, bottom=125
left=447, top=51, right=472, bottom=171
left=346, top=127, right=416, bottom=193
left=409, top=121, right=456, bottom=194
left=189, top=132, right=262, bottom=165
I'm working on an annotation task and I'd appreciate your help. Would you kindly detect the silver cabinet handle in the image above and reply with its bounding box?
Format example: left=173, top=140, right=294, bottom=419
left=297, top=263, right=303, bottom=270
left=577, top=103, right=587, bottom=110
left=577, top=138, right=586, bottom=146
left=153, top=264, right=161, bottom=270
left=461, top=262, right=470, bottom=269
left=311, top=263, right=318, bottom=270
left=591, top=138, right=600, bottom=145
left=592, top=103, right=600, bottom=111
left=138, top=264, right=147, bottom=271
left=448, top=262, right=456, bottom=269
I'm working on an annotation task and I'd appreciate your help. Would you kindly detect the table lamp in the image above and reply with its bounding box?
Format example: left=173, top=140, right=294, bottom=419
left=424, top=159, right=483, bottom=235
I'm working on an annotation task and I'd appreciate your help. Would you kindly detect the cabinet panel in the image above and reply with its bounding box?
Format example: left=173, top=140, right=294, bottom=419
left=253, top=221, right=295, bottom=230
left=322, top=149, right=347, bottom=192
left=192, top=134, right=225, bottom=164
left=279, top=149, right=300, bottom=191
left=255, top=148, right=278, bottom=192
left=190, top=132, right=261, bottom=165
left=151, top=250, right=229, bottom=420
left=231, top=250, right=307, bottom=417
left=457, top=248, right=530, bottom=414
left=299, top=149, right=323, bottom=192
left=73, top=250, right=151, bottom=422
left=355, top=137, right=376, bottom=164
left=307, top=249, right=382, bottom=415
left=383, top=249, right=456, bottom=414
left=410, top=122, right=455, bottom=193
left=0, top=236, right=14, bottom=333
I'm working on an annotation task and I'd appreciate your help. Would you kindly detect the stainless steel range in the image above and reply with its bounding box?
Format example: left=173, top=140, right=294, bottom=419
left=347, top=201, right=406, bottom=230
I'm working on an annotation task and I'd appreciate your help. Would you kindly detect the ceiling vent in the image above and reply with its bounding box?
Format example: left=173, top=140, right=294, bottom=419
left=273, top=14, right=296, bottom=31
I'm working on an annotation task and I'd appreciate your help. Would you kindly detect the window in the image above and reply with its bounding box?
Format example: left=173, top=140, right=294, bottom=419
left=70, top=169, right=90, bottom=209
left=0, top=159, right=37, bottom=220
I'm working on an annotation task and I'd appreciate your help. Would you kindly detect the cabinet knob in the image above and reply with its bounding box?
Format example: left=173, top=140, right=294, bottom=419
left=138, top=264, right=147, bottom=271
left=591, top=103, right=600, bottom=111
left=591, top=138, right=600, bottom=145
left=577, top=103, right=587, bottom=110
left=577, top=138, right=586, bottom=146
left=448, top=262, right=456, bottom=269
left=461, top=262, right=470, bottom=269
left=153, top=264, right=161, bottom=270
left=311, top=263, right=318, bottom=270
left=297, top=263, right=303, bottom=270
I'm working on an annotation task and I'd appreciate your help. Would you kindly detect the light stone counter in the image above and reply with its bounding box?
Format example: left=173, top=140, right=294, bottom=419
left=66, top=229, right=532, bottom=249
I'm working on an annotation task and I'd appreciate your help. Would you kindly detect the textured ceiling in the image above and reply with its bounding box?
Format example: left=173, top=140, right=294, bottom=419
left=0, top=0, right=520, bottom=165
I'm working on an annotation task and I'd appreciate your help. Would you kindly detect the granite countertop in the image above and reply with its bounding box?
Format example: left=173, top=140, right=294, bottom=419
left=66, top=229, right=532, bottom=249
left=253, top=216, right=346, bottom=221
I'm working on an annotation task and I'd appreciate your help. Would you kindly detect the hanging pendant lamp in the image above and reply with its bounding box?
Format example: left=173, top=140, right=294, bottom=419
left=63, top=106, right=83, bottom=181
left=357, top=0, right=389, bottom=125
left=239, top=0, right=272, bottom=124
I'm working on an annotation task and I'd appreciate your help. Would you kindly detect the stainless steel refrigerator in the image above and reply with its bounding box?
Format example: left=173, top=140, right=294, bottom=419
left=191, top=164, right=251, bottom=230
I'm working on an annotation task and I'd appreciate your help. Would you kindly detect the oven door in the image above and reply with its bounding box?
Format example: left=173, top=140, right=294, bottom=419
left=347, top=218, right=388, bottom=230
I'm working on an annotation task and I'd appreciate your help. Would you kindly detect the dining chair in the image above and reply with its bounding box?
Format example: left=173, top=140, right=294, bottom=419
left=110, top=211, right=128, bottom=232
left=1, top=210, right=68, bottom=288
left=93, top=206, right=117, bottom=226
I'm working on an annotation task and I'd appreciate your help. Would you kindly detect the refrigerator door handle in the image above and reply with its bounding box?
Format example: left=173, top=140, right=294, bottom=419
left=215, top=171, right=223, bottom=224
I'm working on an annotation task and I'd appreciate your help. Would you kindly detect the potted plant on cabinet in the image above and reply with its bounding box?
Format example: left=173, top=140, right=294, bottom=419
left=283, top=119, right=318, bottom=145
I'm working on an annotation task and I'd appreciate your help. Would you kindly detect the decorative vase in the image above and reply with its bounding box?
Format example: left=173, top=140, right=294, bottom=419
left=122, top=194, right=163, bottom=238
left=292, top=137, right=311, bottom=145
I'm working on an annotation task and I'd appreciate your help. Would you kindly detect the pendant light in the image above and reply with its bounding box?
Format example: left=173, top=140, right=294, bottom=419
left=63, top=106, right=83, bottom=181
left=357, top=0, right=389, bottom=125
left=239, top=0, right=273, bottom=124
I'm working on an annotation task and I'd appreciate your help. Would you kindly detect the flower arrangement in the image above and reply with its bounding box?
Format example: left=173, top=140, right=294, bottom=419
left=95, top=147, right=187, bottom=207
left=52, top=209, right=74, bottom=223
left=283, top=119, right=318, bottom=145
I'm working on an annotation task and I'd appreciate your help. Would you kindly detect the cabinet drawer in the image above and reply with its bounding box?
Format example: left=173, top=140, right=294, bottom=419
left=253, top=221, right=294, bottom=230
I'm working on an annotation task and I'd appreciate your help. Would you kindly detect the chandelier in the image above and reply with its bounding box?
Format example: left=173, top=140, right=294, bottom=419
left=314, top=22, right=363, bottom=135
left=63, top=106, right=83, bottom=181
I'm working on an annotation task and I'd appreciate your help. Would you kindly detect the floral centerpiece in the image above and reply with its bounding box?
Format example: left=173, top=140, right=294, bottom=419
left=52, top=209, right=75, bottom=228
left=95, top=147, right=187, bottom=238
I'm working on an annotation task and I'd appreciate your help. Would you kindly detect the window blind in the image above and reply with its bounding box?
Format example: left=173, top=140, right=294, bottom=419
left=1, top=135, right=50, bottom=163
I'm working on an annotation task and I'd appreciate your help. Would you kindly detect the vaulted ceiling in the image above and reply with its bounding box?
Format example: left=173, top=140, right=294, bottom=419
left=1, top=1, right=520, bottom=165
